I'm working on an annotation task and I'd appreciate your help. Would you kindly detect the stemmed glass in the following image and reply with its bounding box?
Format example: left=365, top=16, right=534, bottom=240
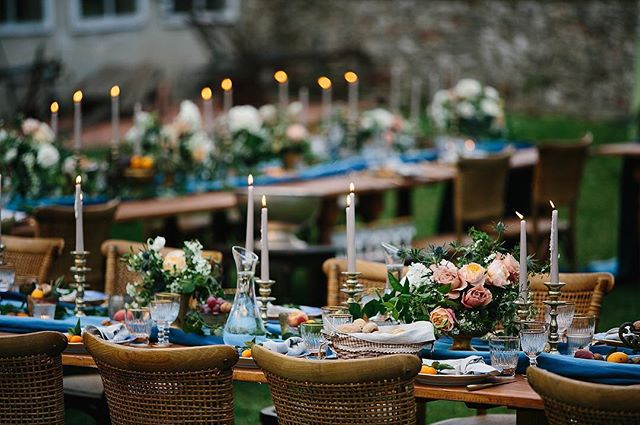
left=520, top=321, right=549, bottom=367
left=566, top=315, right=596, bottom=355
left=150, top=293, right=180, bottom=347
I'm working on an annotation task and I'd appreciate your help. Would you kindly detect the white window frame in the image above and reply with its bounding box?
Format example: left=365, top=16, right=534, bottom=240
left=69, top=0, right=148, bottom=35
left=161, top=0, right=240, bottom=28
left=0, top=0, right=54, bottom=38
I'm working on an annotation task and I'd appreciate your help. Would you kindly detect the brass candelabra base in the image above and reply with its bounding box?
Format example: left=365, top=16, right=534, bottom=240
left=514, top=295, right=534, bottom=328
left=543, top=281, right=566, bottom=354
left=256, top=279, right=276, bottom=321
left=70, top=251, right=91, bottom=317
left=340, top=271, right=363, bottom=306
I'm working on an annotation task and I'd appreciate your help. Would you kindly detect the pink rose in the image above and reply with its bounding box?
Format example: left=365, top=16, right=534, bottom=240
left=285, top=124, right=308, bottom=142
left=501, top=253, right=520, bottom=281
left=430, top=260, right=467, bottom=299
left=458, top=262, right=486, bottom=286
left=487, top=257, right=509, bottom=288
left=429, top=307, right=456, bottom=332
left=461, top=285, right=493, bottom=309
left=22, top=118, right=40, bottom=136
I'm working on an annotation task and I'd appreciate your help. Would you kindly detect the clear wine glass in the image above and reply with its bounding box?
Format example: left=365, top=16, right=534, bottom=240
left=520, top=321, right=549, bottom=367
left=150, top=293, right=180, bottom=347
left=566, top=314, right=596, bottom=355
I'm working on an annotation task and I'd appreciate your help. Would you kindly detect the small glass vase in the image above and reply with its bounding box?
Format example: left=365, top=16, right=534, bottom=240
left=223, top=246, right=266, bottom=347
left=381, top=242, right=404, bottom=293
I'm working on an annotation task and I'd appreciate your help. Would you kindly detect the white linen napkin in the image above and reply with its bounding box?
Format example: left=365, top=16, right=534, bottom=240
left=423, top=356, right=498, bottom=375
left=262, top=337, right=307, bottom=356
left=84, top=323, right=131, bottom=343
left=259, top=302, right=303, bottom=318
left=346, top=321, right=435, bottom=345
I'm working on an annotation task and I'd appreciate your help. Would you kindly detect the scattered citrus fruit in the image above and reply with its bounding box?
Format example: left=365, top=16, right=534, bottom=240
left=420, top=365, right=437, bottom=375
left=140, top=156, right=154, bottom=169
left=607, top=352, right=629, bottom=363
left=31, top=289, right=44, bottom=299
left=305, top=319, right=315, bottom=324
left=69, top=335, right=82, bottom=343
left=130, top=155, right=142, bottom=169
left=241, top=349, right=252, bottom=358
left=16, top=312, right=29, bottom=317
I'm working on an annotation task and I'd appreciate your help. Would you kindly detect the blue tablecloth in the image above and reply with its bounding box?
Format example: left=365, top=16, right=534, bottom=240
left=421, top=336, right=640, bottom=385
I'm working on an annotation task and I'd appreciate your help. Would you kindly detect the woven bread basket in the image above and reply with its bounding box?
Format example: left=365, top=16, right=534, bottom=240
left=323, top=331, right=428, bottom=359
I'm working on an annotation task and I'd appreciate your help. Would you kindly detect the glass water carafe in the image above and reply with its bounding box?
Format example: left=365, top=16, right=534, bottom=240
left=381, top=242, right=405, bottom=292
left=223, top=246, right=266, bottom=347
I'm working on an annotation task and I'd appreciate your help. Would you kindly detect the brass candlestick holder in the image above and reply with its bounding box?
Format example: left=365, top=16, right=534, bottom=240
left=70, top=251, right=91, bottom=317
left=0, top=240, right=16, bottom=291
left=514, top=293, right=534, bottom=328
left=543, top=281, right=566, bottom=354
left=340, top=271, right=363, bottom=306
left=256, top=278, right=276, bottom=321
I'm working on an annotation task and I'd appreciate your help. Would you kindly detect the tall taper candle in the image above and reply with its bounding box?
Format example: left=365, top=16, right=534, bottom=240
left=201, top=87, right=214, bottom=134
left=410, top=77, right=422, bottom=126
left=348, top=182, right=356, bottom=273
left=299, top=86, right=309, bottom=126
left=245, top=175, right=254, bottom=252
left=260, top=195, right=269, bottom=280
left=110, top=85, right=120, bottom=146
left=318, top=76, right=332, bottom=129
left=274, top=70, right=289, bottom=120
left=50, top=101, right=59, bottom=139
left=73, top=90, right=83, bottom=152
left=346, top=194, right=356, bottom=273
left=390, top=65, right=401, bottom=113
left=74, top=176, right=84, bottom=252
left=516, top=211, right=527, bottom=297
left=221, top=78, right=233, bottom=115
left=550, top=201, right=559, bottom=283
left=345, top=71, right=359, bottom=121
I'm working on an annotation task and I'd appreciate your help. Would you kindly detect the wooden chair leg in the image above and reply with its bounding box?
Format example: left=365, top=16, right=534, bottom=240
left=416, top=400, right=427, bottom=424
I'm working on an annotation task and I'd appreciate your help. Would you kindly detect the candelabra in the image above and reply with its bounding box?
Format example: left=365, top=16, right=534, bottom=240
left=340, top=271, right=363, bottom=306
left=256, top=279, right=276, bottom=321
left=543, top=281, right=566, bottom=354
left=514, top=295, right=534, bottom=328
left=70, top=251, right=91, bottom=317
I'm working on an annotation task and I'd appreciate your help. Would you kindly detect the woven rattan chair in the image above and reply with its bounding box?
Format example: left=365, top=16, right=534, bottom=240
left=3, top=235, right=65, bottom=283
left=0, top=331, right=68, bottom=425
left=527, top=366, right=640, bottom=425
left=323, top=258, right=391, bottom=306
left=414, top=154, right=511, bottom=248
left=530, top=272, right=614, bottom=324
left=101, top=239, right=223, bottom=295
left=252, top=344, right=421, bottom=425
left=33, top=199, right=120, bottom=292
left=84, top=332, right=237, bottom=425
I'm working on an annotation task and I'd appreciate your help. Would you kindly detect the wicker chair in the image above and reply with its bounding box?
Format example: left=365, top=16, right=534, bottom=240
left=527, top=367, right=640, bottom=425
left=33, top=199, right=120, bottom=292
left=530, top=272, right=614, bottom=324
left=323, top=258, right=391, bottom=306
left=83, top=332, right=237, bottom=425
left=414, top=154, right=511, bottom=248
left=0, top=331, right=68, bottom=425
left=252, top=344, right=421, bottom=425
left=3, top=235, right=65, bottom=283
left=101, top=239, right=223, bottom=295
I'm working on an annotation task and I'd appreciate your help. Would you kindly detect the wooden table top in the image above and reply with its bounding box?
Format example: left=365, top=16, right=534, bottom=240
left=594, top=142, right=640, bottom=157
left=114, top=148, right=538, bottom=222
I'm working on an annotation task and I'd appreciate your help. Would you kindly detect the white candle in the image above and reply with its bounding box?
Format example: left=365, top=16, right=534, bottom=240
left=274, top=70, right=289, bottom=120
left=516, top=211, right=527, bottom=298
left=245, top=175, right=254, bottom=253
left=345, top=71, right=359, bottom=122
left=110, top=85, right=120, bottom=146
left=50, top=101, right=59, bottom=139
left=390, top=65, right=401, bottom=113
left=221, top=78, right=233, bottom=115
left=410, top=77, right=422, bottom=126
left=346, top=194, right=356, bottom=273
left=133, top=103, right=142, bottom=155
left=73, top=90, right=83, bottom=152
left=74, top=176, right=84, bottom=252
left=260, top=195, right=269, bottom=281
left=299, top=86, right=309, bottom=126
left=318, top=76, right=332, bottom=129
left=550, top=200, right=559, bottom=283
left=201, top=87, right=214, bottom=135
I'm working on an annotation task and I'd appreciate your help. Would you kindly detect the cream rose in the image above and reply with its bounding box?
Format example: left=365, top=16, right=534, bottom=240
left=429, top=260, right=467, bottom=299
left=461, top=285, right=493, bottom=309
left=458, top=263, right=486, bottom=286
left=487, top=256, right=509, bottom=288
left=429, top=307, right=456, bottom=332
left=285, top=123, right=308, bottom=142
left=163, top=250, right=187, bottom=272
left=501, top=253, right=520, bottom=281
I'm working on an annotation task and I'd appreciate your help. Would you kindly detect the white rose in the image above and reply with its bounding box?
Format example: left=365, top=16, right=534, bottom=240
left=33, top=123, right=54, bottom=144
left=5, top=148, right=17, bottom=163
left=480, top=98, right=500, bottom=117
left=21, top=118, right=40, bottom=136
left=403, top=262, right=429, bottom=290
left=454, top=78, right=482, bottom=99
left=149, top=236, right=166, bottom=252
left=432, top=89, right=451, bottom=107
left=187, top=131, right=214, bottom=163
left=360, top=108, right=394, bottom=131
left=484, top=86, right=499, bottom=100
left=163, top=250, right=187, bottom=272
left=63, top=156, right=76, bottom=175
left=0, top=129, right=7, bottom=141
left=228, top=105, right=263, bottom=134
left=287, top=101, right=303, bottom=121
left=259, top=104, right=278, bottom=125
left=134, top=110, right=153, bottom=129
left=456, top=101, right=475, bottom=118
left=36, top=143, right=60, bottom=168
left=175, top=100, right=202, bottom=133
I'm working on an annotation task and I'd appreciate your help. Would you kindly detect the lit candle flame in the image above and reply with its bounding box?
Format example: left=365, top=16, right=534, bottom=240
left=50, top=101, right=59, bottom=113
left=274, top=70, right=288, bottom=84
left=76, top=175, right=82, bottom=185
left=110, top=85, right=120, bottom=97
left=349, top=182, right=355, bottom=193
left=262, top=195, right=267, bottom=208
left=201, top=87, right=212, bottom=100
left=73, top=90, right=83, bottom=103
left=344, top=71, right=358, bottom=84
left=248, top=174, right=253, bottom=186
left=515, top=211, right=524, bottom=220
left=549, top=200, right=556, bottom=209
left=317, top=76, right=332, bottom=90
left=221, top=78, right=232, bottom=91
left=346, top=194, right=351, bottom=207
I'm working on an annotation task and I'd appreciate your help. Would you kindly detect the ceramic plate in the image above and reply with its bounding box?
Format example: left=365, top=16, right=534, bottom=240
left=415, top=373, right=492, bottom=387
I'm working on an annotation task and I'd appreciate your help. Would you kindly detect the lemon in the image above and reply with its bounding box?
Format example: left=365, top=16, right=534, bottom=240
left=31, top=289, right=44, bottom=299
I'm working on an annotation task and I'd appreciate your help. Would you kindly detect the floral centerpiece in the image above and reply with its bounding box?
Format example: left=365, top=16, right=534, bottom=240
left=357, top=107, right=416, bottom=152
left=430, top=78, right=505, bottom=139
left=123, top=237, right=225, bottom=334
left=361, top=226, right=543, bottom=349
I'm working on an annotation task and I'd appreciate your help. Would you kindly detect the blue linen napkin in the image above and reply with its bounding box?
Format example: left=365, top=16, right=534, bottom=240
left=0, top=314, right=106, bottom=334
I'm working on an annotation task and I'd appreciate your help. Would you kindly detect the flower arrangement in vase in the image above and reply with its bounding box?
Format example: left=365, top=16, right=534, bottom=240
left=123, top=237, right=226, bottom=335
left=357, top=107, right=416, bottom=153
left=361, top=225, right=545, bottom=350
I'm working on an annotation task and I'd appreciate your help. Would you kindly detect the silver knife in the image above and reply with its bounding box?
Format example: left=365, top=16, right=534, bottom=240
left=466, top=377, right=516, bottom=391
